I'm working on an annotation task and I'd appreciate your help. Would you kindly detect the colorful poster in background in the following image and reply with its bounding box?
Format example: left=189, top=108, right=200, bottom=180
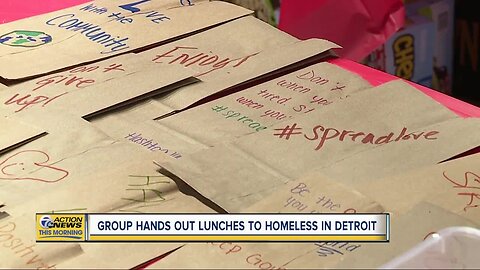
left=0, top=0, right=90, bottom=24
left=383, top=14, right=435, bottom=88
left=278, top=0, right=405, bottom=62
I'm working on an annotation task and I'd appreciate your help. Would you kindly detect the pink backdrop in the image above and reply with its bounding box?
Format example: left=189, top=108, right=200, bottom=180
left=0, top=0, right=89, bottom=24
left=279, top=0, right=405, bottom=62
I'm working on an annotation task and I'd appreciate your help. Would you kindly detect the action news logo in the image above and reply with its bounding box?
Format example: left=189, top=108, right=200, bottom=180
left=36, top=214, right=86, bottom=241
left=39, top=215, right=83, bottom=229
left=39, top=215, right=54, bottom=229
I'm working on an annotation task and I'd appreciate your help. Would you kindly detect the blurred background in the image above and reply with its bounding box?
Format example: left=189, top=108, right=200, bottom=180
left=223, top=0, right=479, bottom=107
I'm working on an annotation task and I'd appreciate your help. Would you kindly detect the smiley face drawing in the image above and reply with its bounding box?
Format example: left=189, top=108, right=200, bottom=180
left=0, top=150, right=69, bottom=183
left=0, top=30, right=52, bottom=48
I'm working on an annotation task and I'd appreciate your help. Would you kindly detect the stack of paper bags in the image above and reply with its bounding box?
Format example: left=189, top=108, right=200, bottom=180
left=0, top=0, right=479, bottom=269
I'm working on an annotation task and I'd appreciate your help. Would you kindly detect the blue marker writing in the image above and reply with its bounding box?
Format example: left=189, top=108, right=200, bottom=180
left=46, top=14, right=130, bottom=54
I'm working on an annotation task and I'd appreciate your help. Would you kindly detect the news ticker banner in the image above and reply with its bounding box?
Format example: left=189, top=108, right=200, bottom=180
left=36, top=213, right=390, bottom=242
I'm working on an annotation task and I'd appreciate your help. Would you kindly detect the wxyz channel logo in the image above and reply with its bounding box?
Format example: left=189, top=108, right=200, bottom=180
left=36, top=214, right=85, bottom=241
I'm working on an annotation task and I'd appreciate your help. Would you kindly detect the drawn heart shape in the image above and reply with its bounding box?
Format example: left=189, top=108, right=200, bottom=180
left=0, top=150, right=69, bottom=183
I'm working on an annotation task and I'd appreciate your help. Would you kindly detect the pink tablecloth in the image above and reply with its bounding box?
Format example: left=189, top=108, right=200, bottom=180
left=329, top=58, right=480, bottom=118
